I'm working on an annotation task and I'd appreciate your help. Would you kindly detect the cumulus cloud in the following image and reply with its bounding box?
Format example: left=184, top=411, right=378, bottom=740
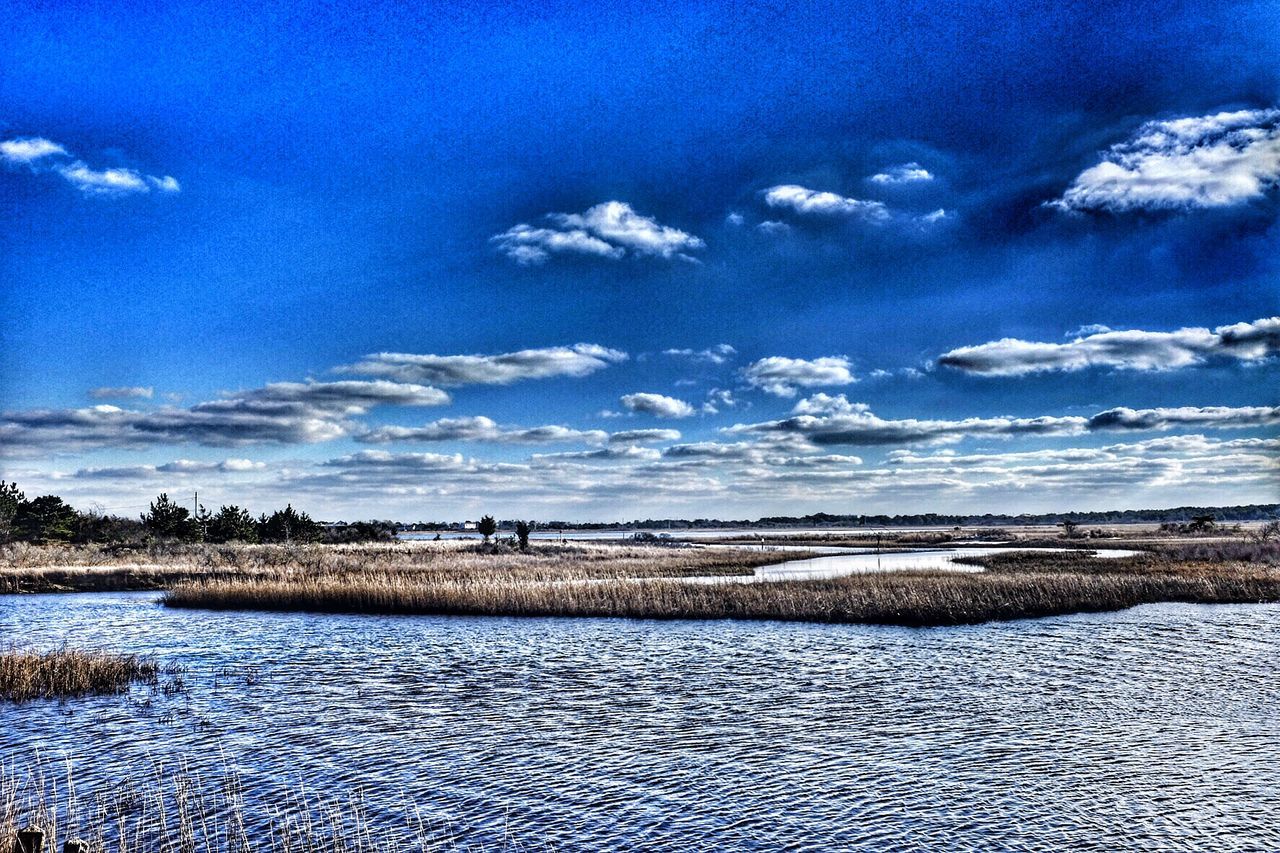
left=869, top=163, right=934, bottom=184
left=662, top=344, right=737, bottom=364
left=1051, top=108, right=1280, bottom=212
left=938, top=316, right=1280, bottom=376
left=358, top=416, right=608, bottom=445
left=1, top=135, right=180, bottom=197
left=0, top=137, right=68, bottom=164
left=619, top=393, right=696, bottom=419
left=742, top=356, right=856, bottom=397
left=729, top=395, right=1277, bottom=446
left=492, top=201, right=704, bottom=264
left=89, top=386, right=154, bottom=400
left=762, top=185, right=889, bottom=221
left=1, top=380, right=449, bottom=453
left=337, top=343, right=627, bottom=386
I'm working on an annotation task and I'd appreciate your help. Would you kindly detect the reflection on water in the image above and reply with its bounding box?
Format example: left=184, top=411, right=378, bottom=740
left=3, top=593, right=1277, bottom=851
left=689, top=545, right=1142, bottom=582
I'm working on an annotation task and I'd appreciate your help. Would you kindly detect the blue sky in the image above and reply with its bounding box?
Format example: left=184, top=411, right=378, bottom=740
left=1, top=0, right=1277, bottom=520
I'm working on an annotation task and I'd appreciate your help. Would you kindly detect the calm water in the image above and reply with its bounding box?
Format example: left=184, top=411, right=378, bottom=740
left=3, top=593, right=1278, bottom=851
left=692, top=546, right=1142, bottom=582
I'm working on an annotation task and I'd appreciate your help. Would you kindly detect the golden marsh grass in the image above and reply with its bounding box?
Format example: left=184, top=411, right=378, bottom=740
left=0, top=648, right=159, bottom=703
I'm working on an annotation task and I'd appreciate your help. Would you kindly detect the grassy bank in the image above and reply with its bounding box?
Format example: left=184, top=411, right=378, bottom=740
left=163, top=546, right=1280, bottom=627
left=0, top=648, right=159, bottom=702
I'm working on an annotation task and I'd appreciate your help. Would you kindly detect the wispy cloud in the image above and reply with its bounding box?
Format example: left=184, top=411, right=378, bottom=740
left=1, top=135, right=180, bottom=197
left=742, top=356, right=856, bottom=397
left=729, top=394, right=1279, bottom=446
left=608, top=428, right=682, bottom=444
left=619, top=393, right=696, bottom=418
left=73, top=458, right=267, bottom=480
left=358, top=415, right=608, bottom=445
left=492, top=201, right=704, bottom=264
left=869, top=162, right=934, bottom=184
left=337, top=344, right=626, bottom=386
left=662, top=344, right=737, bottom=364
left=0, top=137, right=68, bottom=164
left=89, top=386, right=154, bottom=400
left=1050, top=108, right=1280, bottom=211
left=2, top=380, right=449, bottom=453
left=938, top=316, right=1280, bottom=375
left=762, top=185, right=889, bottom=220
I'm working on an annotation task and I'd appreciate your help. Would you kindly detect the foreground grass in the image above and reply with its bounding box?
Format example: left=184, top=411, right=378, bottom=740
left=0, top=648, right=158, bottom=702
left=1, top=758, right=491, bottom=853
left=162, top=545, right=1280, bottom=627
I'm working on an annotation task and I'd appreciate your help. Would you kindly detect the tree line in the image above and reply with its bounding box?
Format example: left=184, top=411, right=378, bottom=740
left=0, top=481, right=394, bottom=545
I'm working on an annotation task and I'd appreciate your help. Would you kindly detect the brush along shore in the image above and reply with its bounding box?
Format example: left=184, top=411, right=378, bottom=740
left=162, top=542, right=1279, bottom=627
left=4, top=538, right=1277, bottom=626
left=0, top=540, right=791, bottom=594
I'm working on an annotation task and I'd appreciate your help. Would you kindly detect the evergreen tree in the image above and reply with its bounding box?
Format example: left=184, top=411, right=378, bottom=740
left=142, top=493, right=197, bottom=541
left=13, top=495, right=79, bottom=543
left=258, top=504, right=321, bottom=543
left=0, top=481, right=23, bottom=543
left=208, top=505, right=259, bottom=542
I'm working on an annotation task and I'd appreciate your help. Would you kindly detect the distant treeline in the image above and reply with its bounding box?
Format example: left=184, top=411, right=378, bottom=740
left=0, top=481, right=395, bottom=545
left=455, top=504, right=1279, bottom=531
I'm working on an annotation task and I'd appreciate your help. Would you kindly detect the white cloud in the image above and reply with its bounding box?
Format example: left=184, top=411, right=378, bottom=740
left=1, top=380, right=449, bottom=453
left=492, top=201, right=704, bottom=264
left=57, top=163, right=151, bottom=195
left=532, top=446, right=662, bottom=463
left=89, top=386, right=154, bottom=400
left=1051, top=108, right=1280, bottom=211
left=662, top=344, right=737, bottom=364
left=620, top=393, right=696, bottom=418
left=2, top=134, right=180, bottom=197
left=938, top=316, right=1280, bottom=375
left=1086, top=405, right=1280, bottom=432
left=730, top=395, right=1278, bottom=447
left=701, top=388, right=737, bottom=414
left=762, top=184, right=889, bottom=221
left=359, top=415, right=608, bottom=446
left=869, top=162, right=934, bottom=184
left=72, top=458, right=268, bottom=480
left=742, top=356, right=857, bottom=397
left=337, top=343, right=627, bottom=386
left=608, top=428, right=682, bottom=444
left=756, top=219, right=791, bottom=235
left=0, top=137, right=67, bottom=164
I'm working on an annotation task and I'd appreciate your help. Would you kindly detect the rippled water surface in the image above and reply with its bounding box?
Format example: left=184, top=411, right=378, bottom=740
left=3, top=593, right=1278, bottom=851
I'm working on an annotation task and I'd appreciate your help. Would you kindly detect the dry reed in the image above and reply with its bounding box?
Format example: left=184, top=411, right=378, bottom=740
left=163, top=551, right=1280, bottom=627
left=0, top=541, right=786, bottom=595
left=0, top=757, right=503, bottom=852
left=0, top=648, right=159, bottom=703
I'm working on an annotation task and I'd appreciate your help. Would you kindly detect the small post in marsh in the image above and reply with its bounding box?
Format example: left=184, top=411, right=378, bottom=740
left=14, top=826, right=43, bottom=853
